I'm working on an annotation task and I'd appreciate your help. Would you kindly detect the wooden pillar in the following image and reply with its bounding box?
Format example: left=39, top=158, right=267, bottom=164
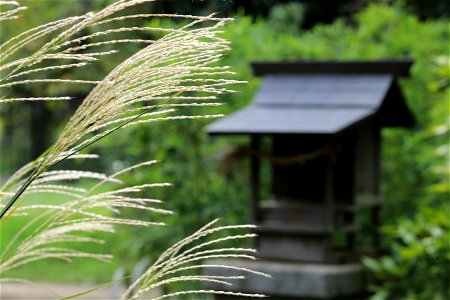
left=324, top=153, right=335, bottom=260
left=324, top=154, right=335, bottom=232
left=250, top=135, right=261, bottom=223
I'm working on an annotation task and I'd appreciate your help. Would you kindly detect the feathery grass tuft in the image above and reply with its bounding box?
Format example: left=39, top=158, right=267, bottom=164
left=0, top=0, right=240, bottom=218
left=122, top=219, right=270, bottom=299
left=0, top=1, right=26, bottom=22
left=0, top=1, right=267, bottom=298
left=0, top=159, right=170, bottom=273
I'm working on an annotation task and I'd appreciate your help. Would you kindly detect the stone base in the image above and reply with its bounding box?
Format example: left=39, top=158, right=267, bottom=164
left=203, top=259, right=370, bottom=299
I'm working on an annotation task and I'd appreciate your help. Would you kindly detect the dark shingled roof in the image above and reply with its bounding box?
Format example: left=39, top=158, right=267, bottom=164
left=207, top=61, right=414, bottom=135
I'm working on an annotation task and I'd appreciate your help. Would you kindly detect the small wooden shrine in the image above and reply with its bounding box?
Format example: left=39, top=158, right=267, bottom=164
left=204, top=60, right=414, bottom=299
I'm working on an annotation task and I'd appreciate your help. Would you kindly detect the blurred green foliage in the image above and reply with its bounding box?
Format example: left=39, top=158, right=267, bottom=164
left=363, top=207, right=450, bottom=299
left=362, top=52, right=449, bottom=300
left=0, top=2, right=448, bottom=296
left=137, top=0, right=449, bottom=27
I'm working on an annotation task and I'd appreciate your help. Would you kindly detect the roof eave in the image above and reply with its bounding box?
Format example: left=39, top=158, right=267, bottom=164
left=252, top=60, right=413, bottom=77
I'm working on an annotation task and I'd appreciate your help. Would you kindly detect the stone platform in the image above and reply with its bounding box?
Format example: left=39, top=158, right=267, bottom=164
left=203, top=259, right=370, bottom=299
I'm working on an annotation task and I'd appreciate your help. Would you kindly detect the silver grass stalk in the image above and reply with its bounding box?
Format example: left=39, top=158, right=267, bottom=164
left=121, top=219, right=270, bottom=300
left=0, top=0, right=241, bottom=217
left=0, top=0, right=267, bottom=298
left=0, top=1, right=26, bottom=22
left=0, top=159, right=171, bottom=273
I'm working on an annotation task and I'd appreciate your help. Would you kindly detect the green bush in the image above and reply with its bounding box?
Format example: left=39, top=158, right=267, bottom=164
left=363, top=207, right=450, bottom=300
left=362, top=52, right=449, bottom=300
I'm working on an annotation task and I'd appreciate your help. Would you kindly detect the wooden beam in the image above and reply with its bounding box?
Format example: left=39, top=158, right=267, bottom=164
left=252, top=60, right=413, bottom=77
left=250, top=135, right=261, bottom=223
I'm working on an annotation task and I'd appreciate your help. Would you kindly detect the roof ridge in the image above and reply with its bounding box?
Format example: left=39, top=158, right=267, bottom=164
left=254, top=103, right=377, bottom=109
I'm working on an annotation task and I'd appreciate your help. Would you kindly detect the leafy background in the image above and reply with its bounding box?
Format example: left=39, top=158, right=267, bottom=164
left=0, top=0, right=448, bottom=299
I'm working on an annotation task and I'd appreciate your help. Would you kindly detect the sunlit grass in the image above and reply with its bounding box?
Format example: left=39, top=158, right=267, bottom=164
left=3, top=258, right=121, bottom=283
